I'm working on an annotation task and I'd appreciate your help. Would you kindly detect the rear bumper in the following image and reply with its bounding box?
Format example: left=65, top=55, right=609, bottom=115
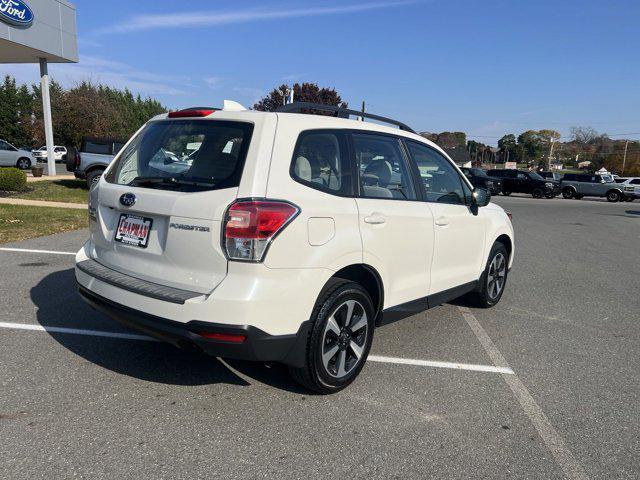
left=78, top=286, right=311, bottom=367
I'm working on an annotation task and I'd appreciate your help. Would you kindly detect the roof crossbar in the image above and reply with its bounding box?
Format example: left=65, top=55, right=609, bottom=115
left=276, top=102, right=416, bottom=134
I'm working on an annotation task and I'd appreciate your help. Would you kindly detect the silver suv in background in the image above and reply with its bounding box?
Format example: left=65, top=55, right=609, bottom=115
left=67, top=137, right=126, bottom=188
left=560, top=173, right=625, bottom=202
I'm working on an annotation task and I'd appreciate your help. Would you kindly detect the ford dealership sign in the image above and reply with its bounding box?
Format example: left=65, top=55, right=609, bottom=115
left=0, top=0, right=34, bottom=27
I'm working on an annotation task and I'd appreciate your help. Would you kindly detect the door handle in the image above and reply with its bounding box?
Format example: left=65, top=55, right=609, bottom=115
left=364, top=214, right=386, bottom=225
left=435, top=216, right=449, bottom=226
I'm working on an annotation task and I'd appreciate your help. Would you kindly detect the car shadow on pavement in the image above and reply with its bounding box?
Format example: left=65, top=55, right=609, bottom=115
left=30, top=268, right=307, bottom=393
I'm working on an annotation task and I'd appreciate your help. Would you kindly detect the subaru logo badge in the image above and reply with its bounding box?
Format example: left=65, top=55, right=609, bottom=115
left=119, top=193, right=136, bottom=207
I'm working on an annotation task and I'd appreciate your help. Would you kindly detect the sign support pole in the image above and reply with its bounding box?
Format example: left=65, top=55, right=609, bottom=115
left=39, top=58, right=56, bottom=177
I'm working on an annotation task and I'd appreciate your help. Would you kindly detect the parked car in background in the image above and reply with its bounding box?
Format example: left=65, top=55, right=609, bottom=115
left=67, top=137, right=126, bottom=188
left=33, top=145, right=67, bottom=162
left=538, top=171, right=563, bottom=181
left=490, top=169, right=560, bottom=198
left=0, top=138, right=34, bottom=170
left=560, top=173, right=625, bottom=202
left=460, top=167, right=503, bottom=195
left=618, top=177, right=640, bottom=201
left=75, top=101, right=514, bottom=393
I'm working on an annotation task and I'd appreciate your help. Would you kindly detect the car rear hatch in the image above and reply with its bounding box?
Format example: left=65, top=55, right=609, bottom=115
left=88, top=114, right=255, bottom=295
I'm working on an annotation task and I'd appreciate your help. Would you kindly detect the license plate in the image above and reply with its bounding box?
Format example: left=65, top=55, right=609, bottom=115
left=115, top=214, right=153, bottom=248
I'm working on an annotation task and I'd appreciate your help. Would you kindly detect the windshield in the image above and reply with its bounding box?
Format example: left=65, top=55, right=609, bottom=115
left=104, top=120, right=253, bottom=191
left=529, top=172, right=544, bottom=181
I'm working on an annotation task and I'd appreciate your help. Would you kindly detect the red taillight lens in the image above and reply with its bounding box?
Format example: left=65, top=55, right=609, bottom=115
left=75, top=152, right=81, bottom=169
left=506, top=212, right=513, bottom=221
left=224, top=200, right=298, bottom=261
left=168, top=109, right=215, bottom=118
left=199, top=332, right=246, bottom=343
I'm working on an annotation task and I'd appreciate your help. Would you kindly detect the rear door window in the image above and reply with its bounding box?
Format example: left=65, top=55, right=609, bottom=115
left=353, top=133, right=416, bottom=200
left=104, top=120, right=253, bottom=191
left=83, top=140, right=111, bottom=155
left=290, top=130, right=352, bottom=195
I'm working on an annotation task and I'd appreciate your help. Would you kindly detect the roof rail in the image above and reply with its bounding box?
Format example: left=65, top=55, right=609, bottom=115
left=276, top=102, right=416, bottom=134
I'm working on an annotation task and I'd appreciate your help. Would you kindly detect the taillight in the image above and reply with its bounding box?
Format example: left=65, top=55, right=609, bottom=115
left=75, top=152, right=81, bottom=169
left=223, top=200, right=299, bottom=262
left=506, top=212, right=513, bottom=221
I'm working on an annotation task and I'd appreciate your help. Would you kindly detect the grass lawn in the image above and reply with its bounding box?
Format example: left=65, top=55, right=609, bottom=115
left=5, top=179, right=88, bottom=204
left=0, top=204, right=87, bottom=244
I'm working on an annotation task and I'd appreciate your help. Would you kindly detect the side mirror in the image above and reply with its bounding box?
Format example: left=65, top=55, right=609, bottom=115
left=470, top=187, right=491, bottom=215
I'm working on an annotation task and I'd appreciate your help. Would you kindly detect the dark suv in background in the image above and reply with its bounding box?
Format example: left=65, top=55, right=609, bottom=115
left=489, top=169, right=560, bottom=198
left=460, top=167, right=503, bottom=195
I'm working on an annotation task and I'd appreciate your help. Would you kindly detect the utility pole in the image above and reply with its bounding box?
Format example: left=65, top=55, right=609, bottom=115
left=548, top=138, right=555, bottom=171
left=359, top=100, right=365, bottom=121
left=622, top=140, right=629, bottom=176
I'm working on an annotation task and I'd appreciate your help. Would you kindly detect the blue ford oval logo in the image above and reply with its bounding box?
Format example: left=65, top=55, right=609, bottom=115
left=0, top=0, right=34, bottom=27
left=119, top=193, right=136, bottom=207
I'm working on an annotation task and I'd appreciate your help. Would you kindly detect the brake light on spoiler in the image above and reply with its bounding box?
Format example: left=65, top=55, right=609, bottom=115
left=223, top=200, right=300, bottom=262
left=168, top=108, right=216, bottom=118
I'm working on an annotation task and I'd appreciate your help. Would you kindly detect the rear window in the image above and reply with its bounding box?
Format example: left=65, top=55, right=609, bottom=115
left=105, top=120, right=253, bottom=191
left=83, top=140, right=112, bottom=155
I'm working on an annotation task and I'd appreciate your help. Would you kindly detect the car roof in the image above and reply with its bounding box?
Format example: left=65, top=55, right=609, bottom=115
left=151, top=109, right=448, bottom=159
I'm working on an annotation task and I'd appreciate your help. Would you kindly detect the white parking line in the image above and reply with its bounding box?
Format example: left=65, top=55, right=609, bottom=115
left=0, top=321, right=158, bottom=342
left=0, top=247, right=75, bottom=256
left=0, top=321, right=509, bottom=375
left=368, top=355, right=514, bottom=374
left=458, top=306, right=588, bottom=480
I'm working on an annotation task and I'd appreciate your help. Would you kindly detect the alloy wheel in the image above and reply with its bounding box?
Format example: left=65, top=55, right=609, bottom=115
left=321, top=299, right=368, bottom=378
left=487, top=253, right=506, bottom=300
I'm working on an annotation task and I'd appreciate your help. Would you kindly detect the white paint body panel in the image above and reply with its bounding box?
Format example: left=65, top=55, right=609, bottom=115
left=77, top=108, right=515, bottom=337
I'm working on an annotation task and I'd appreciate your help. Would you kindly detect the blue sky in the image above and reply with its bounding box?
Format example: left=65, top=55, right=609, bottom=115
left=3, top=0, right=640, bottom=144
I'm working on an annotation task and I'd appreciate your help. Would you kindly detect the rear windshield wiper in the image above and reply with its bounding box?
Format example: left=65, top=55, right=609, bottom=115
left=129, top=176, right=216, bottom=187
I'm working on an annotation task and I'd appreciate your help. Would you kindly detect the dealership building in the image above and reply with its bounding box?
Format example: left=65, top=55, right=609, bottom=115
left=0, top=0, right=77, bottom=176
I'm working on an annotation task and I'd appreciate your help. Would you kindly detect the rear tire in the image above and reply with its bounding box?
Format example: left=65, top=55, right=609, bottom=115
left=16, top=157, right=31, bottom=170
left=606, top=190, right=621, bottom=202
left=532, top=188, right=543, bottom=199
left=86, top=169, right=104, bottom=189
left=467, top=242, right=509, bottom=308
left=289, top=282, right=375, bottom=394
left=562, top=187, right=574, bottom=199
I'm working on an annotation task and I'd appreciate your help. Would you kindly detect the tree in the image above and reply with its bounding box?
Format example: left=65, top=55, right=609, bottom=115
left=497, top=134, right=517, bottom=162
left=0, top=75, right=36, bottom=147
left=29, top=79, right=166, bottom=148
left=427, top=131, right=466, bottom=148
left=253, top=82, right=347, bottom=113
left=570, top=126, right=601, bottom=144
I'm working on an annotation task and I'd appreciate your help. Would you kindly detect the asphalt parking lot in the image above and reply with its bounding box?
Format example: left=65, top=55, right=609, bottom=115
left=1, top=196, right=638, bottom=479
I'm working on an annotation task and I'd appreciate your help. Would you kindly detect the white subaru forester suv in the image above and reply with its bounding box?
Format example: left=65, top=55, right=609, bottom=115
left=75, top=101, right=514, bottom=393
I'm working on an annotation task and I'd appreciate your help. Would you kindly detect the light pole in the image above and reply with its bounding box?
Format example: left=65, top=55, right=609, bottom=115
left=622, top=140, right=629, bottom=176
left=39, top=58, right=56, bottom=177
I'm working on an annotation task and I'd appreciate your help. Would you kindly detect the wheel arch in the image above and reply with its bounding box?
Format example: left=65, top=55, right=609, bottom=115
left=319, top=264, right=384, bottom=323
left=495, top=234, right=513, bottom=264
left=85, top=163, right=107, bottom=175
